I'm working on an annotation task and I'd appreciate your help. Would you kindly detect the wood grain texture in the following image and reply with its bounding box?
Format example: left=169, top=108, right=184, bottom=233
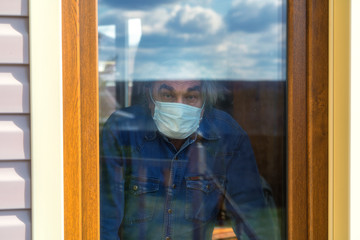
left=62, top=0, right=82, bottom=239
left=307, top=0, right=329, bottom=239
left=79, top=0, right=100, bottom=239
left=287, top=0, right=308, bottom=239
left=288, top=0, right=329, bottom=239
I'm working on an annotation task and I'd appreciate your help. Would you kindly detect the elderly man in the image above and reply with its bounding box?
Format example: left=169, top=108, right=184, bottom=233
left=100, top=80, right=278, bottom=240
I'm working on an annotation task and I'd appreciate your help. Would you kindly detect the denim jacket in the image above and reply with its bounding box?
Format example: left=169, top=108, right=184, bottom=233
left=100, top=104, right=278, bottom=240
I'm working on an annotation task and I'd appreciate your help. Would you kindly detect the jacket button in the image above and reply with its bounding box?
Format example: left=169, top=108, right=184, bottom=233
left=133, top=185, right=138, bottom=191
left=168, top=209, right=172, bottom=214
left=166, top=237, right=171, bottom=240
left=172, top=184, right=176, bottom=189
left=206, top=184, right=210, bottom=190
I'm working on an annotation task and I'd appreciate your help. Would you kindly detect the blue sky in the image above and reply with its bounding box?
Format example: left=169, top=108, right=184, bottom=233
left=98, top=0, right=286, bottom=81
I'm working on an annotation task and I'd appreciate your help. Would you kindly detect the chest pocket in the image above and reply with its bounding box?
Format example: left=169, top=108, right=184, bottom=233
left=124, top=177, right=160, bottom=224
left=185, top=177, right=225, bottom=222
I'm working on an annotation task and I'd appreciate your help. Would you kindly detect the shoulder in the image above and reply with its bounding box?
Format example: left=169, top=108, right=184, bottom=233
left=200, top=108, right=253, bottom=153
left=204, top=107, right=247, bottom=137
left=101, top=104, right=156, bottom=147
left=102, top=104, right=153, bottom=132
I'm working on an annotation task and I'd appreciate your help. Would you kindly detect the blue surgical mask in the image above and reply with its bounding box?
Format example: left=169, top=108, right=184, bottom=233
left=150, top=91, right=204, bottom=139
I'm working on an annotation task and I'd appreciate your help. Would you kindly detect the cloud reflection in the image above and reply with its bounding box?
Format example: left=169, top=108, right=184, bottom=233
left=100, top=0, right=179, bottom=10
left=226, top=1, right=282, bottom=33
left=98, top=0, right=286, bottom=80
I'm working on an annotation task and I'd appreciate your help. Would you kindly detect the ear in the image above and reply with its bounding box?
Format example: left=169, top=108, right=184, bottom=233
left=147, top=90, right=155, bottom=116
left=146, top=89, right=151, bottom=102
left=149, top=102, right=155, bottom=116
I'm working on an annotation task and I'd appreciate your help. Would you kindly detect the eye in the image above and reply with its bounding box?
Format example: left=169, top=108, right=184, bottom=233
left=160, top=92, right=175, bottom=101
left=185, top=94, right=199, bottom=103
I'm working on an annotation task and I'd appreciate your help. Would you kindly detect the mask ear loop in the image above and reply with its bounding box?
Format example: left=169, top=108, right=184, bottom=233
left=201, top=98, right=206, bottom=109
left=199, top=98, right=206, bottom=121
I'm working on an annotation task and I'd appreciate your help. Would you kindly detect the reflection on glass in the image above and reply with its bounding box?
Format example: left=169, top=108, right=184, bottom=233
left=99, top=0, right=286, bottom=239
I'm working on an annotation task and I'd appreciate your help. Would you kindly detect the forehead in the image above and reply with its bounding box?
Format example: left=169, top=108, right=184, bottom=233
left=152, top=80, right=201, bottom=92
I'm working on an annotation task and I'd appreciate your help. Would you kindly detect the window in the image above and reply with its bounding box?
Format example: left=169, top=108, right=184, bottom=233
left=98, top=1, right=286, bottom=239
left=62, top=0, right=329, bottom=239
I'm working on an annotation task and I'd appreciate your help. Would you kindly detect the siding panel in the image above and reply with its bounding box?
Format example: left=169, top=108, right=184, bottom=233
left=0, top=161, right=30, bottom=209
left=0, top=0, right=28, bottom=16
left=0, top=1, right=31, bottom=240
left=0, top=115, right=30, bottom=160
left=0, top=18, right=28, bottom=64
left=0, top=66, right=29, bottom=113
left=0, top=210, right=31, bottom=240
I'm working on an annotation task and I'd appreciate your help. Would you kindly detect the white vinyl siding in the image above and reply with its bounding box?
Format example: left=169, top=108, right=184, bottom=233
left=0, top=0, right=28, bottom=16
left=0, top=18, right=29, bottom=64
left=0, top=0, right=31, bottom=240
left=0, top=66, right=29, bottom=113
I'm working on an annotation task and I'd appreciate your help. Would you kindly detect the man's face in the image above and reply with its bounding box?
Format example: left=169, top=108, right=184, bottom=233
left=150, top=80, right=204, bottom=108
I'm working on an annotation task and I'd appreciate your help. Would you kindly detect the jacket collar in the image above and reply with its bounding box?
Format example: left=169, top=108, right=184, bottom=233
left=197, top=108, right=221, bottom=140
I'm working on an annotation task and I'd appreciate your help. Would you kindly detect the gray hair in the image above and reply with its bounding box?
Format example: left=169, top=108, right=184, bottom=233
left=139, top=80, right=225, bottom=107
left=201, top=80, right=220, bottom=106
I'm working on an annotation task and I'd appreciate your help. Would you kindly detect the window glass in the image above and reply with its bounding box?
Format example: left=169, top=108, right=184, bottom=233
left=99, top=0, right=287, bottom=239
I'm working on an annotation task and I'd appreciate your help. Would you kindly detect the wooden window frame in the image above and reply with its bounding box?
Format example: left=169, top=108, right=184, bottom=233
left=62, top=0, right=329, bottom=239
left=63, top=0, right=99, bottom=239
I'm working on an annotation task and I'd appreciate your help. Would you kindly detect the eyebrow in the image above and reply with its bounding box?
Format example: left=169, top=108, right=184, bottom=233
left=158, top=84, right=174, bottom=92
left=187, top=86, right=201, bottom=92
left=157, top=84, right=201, bottom=93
